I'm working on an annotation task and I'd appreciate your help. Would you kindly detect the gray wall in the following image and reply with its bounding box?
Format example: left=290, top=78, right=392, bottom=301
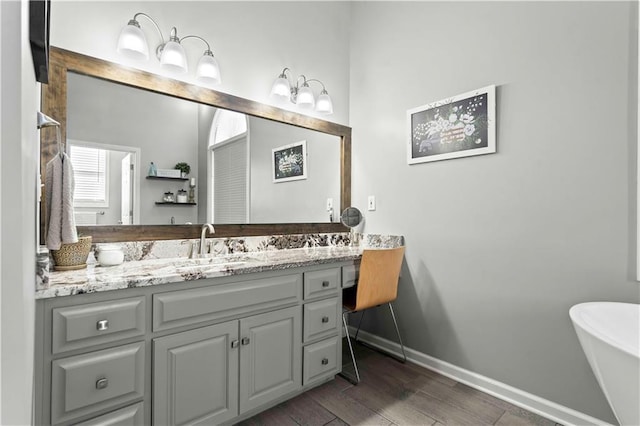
left=249, top=117, right=341, bottom=223
left=349, top=1, right=639, bottom=423
left=50, top=1, right=352, bottom=126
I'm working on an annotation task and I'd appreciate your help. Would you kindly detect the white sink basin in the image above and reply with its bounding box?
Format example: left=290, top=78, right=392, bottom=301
left=570, top=302, right=639, bottom=426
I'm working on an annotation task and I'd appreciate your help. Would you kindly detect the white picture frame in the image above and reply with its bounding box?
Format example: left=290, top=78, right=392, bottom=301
left=408, top=85, right=496, bottom=164
left=272, top=140, right=307, bottom=183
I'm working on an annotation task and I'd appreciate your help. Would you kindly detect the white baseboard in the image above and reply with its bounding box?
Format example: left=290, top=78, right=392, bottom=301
left=347, top=327, right=612, bottom=426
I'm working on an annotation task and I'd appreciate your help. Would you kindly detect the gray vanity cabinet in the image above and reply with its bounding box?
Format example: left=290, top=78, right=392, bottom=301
left=153, top=306, right=301, bottom=426
left=301, top=268, right=343, bottom=386
left=35, top=262, right=354, bottom=426
left=239, top=306, right=302, bottom=414
left=153, top=321, right=239, bottom=425
left=51, top=342, right=145, bottom=424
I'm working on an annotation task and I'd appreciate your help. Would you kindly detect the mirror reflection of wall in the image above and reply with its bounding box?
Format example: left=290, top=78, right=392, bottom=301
left=248, top=118, right=340, bottom=223
left=68, top=72, right=199, bottom=225
left=67, top=72, right=341, bottom=226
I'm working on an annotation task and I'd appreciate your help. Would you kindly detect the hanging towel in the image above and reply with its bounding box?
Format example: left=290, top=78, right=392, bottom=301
left=45, top=153, right=78, bottom=250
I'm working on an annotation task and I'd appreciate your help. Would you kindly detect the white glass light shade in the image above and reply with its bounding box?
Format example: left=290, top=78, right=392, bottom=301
left=296, top=85, right=315, bottom=109
left=196, top=53, right=221, bottom=85
left=315, top=92, right=333, bottom=114
left=160, top=40, right=188, bottom=74
left=117, top=23, right=149, bottom=60
left=270, top=77, right=291, bottom=101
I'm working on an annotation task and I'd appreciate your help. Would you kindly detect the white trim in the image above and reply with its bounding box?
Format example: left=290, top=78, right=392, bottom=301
left=637, top=0, right=640, bottom=281
left=348, top=327, right=613, bottom=426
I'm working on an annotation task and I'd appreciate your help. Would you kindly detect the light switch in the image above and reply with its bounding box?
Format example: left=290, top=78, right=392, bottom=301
left=367, top=195, right=376, bottom=211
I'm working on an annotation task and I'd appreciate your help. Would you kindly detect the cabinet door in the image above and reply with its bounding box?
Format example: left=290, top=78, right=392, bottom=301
left=239, top=306, right=301, bottom=414
left=153, top=321, right=239, bottom=426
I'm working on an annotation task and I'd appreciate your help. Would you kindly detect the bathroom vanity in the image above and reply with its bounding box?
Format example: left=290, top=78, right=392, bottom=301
left=34, top=245, right=362, bottom=425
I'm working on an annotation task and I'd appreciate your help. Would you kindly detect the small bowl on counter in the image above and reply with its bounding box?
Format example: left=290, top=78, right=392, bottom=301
left=96, top=244, right=124, bottom=266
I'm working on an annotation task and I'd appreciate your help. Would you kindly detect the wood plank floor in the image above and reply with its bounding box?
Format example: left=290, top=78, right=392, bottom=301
left=237, top=340, right=562, bottom=426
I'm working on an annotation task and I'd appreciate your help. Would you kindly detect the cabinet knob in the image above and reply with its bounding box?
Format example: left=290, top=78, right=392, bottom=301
left=95, top=378, right=109, bottom=390
left=322, top=281, right=330, bottom=288
left=241, top=337, right=250, bottom=345
left=321, top=316, right=330, bottom=323
left=321, top=358, right=329, bottom=365
left=96, top=320, right=109, bottom=331
left=231, top=340, right=239, bottom=349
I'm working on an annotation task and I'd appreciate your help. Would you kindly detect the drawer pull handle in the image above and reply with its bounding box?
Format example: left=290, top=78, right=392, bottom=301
left=322, top=281, right=330, bottom=288
left=241, top=337, right=250, bottom=345
left=231, top=340, right=239, bottom=349
left=321, top=316, right=330, bottom=323
left=96, top=320, right=109, bottom=331
left=96, top=378, right=109, bottom=390
left=321, top=358, right=329, bottom=365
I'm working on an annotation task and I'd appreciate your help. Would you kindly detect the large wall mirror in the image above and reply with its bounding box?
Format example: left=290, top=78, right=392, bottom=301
left=41, top=47, right=351, bottom=243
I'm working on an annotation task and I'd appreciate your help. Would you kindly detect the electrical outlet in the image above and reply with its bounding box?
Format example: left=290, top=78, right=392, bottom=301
left=326, top=198, right=333, bottom=211
left=367, top=195, right=376, bottom=211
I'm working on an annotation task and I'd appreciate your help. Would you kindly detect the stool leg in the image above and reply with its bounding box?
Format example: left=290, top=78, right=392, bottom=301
left=354, top=310, right=366, bottom=342
left=388, top=303, right=407, bottom=363
left=340, top=310, right=360, bottom=384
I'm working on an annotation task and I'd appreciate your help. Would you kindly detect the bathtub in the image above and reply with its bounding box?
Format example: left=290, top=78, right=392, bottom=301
left=570, top=302, right=639, bottom=426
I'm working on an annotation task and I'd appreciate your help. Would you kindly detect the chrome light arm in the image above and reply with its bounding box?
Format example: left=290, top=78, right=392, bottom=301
left=131, top=12, right=166, bottom=45
left=180, top=35, right=214, bottom=56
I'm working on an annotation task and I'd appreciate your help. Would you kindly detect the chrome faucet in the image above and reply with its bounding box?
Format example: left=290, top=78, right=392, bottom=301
left=200, top=223, right=215, bottom=256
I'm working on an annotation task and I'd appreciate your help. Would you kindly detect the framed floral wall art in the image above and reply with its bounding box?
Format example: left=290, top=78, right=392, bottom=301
left=407, top=85, right=496, bottom=164
left=272, top=140, right=307, bottom=182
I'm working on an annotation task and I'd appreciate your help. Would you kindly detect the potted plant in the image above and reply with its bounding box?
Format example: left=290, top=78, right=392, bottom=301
left=175, top=162, right=191, bottom=178
left=50, top=234, right=93, bottom=271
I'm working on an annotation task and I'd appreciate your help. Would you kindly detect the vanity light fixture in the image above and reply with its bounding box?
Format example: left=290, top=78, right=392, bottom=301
left=270, top=68, right=333, bottom=115
left=116, top=12, right=221, bottom=85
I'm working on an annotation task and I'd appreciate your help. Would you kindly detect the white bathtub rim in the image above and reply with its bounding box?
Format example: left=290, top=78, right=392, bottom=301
left=569, top=302, right=640, bottom=359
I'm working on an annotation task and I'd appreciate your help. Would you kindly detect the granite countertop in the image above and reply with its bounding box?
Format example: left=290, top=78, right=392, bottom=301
left=36, top=245, right=363, bottom=299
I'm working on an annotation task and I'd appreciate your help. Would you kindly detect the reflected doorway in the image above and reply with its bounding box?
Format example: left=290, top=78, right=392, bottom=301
left=208, top=109, right=250, bottom=224
left=67, top=139, right=140, bottom=225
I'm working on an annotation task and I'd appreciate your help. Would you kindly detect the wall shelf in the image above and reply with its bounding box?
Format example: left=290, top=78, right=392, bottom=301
left=155, top=202, right=197, bottom=206
left=146, top=176, right=188, bottom=181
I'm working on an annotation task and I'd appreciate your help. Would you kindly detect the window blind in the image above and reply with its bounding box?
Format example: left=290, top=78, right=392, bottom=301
left=213, top=139, right=247, bottom=223
left=69, top=145, right=108, bottom=206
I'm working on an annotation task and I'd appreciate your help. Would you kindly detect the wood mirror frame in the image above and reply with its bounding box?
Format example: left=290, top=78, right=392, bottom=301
left=41, top=47, right=350, bottom=243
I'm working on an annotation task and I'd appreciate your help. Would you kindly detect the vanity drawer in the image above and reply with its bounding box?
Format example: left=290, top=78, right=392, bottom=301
left=342, top=263, right=359, bottom=289
left=51, top=342, right=145, bottom=425
left=73, top=401, right=144, bottom=426
left=303, top=297, right=340, bottom=343
left=303, top=336, right=341, bottom=385
left=304, top=268, right=340, bottom=300
left=52, top=296, right=146, bottom=354
left=153, top=274, right=302, bottom=331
